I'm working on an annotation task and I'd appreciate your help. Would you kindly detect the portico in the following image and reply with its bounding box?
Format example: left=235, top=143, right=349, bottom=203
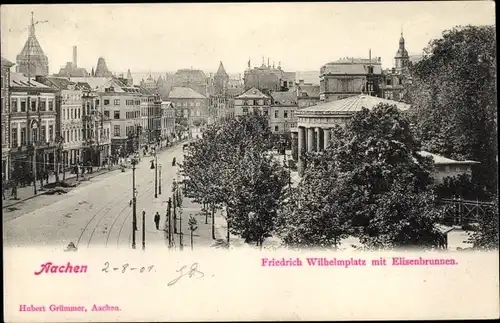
left=292, top=94, right=411, bottom=175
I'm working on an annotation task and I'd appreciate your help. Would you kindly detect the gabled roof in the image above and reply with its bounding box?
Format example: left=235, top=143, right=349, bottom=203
left=69, top=77, right=123, bottom=92
left=296, top=94, right=410, bottom=116
left=235, top=87, right=269, bottom=99
left=168, top=87, right=206, bottom=99
left=297, top=84, right=320, bottom=98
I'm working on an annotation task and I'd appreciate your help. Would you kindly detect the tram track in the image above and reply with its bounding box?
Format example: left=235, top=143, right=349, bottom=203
left=77, top=145, right=181, bottom=249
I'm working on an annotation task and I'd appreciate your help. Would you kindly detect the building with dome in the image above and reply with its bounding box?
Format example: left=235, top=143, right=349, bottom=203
left=15, top=12, right=49, bottom=77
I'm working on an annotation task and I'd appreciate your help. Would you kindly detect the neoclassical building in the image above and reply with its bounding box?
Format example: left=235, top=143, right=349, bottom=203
left=293, top=94, right=411, bottom=174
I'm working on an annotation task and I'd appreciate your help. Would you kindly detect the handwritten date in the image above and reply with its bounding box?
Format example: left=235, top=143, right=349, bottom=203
left=167, top=263, right=205, bottom=287
left=102, top=262, right=155, bottom=274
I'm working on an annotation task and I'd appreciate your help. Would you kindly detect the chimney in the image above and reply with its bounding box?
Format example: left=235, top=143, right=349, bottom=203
left=73, top=46, right=77, bottom=68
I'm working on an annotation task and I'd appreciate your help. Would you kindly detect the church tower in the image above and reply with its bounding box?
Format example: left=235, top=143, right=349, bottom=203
left=214, top=61, right=229, bottom=95
left=16, top=12, right=49, bottom=77
left=126, top=69, right=133, bottom=86
left=394, top=31, right=409, bottom=72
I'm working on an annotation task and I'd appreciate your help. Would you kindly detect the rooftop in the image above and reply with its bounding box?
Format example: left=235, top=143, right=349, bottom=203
left=1, top=57, right=15, bottom=68
left=271, top=91, right=297, bottom=105
left=235, top=87, right=270, bottom=99
left=296, top=94, right=411, bottom=116
left=168, top=87, right=206, bottom=99
left=10, top=72, right=50, bottom=88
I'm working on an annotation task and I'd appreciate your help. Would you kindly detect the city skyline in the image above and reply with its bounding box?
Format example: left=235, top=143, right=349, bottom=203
left=1, top=2, right=495, bottom=76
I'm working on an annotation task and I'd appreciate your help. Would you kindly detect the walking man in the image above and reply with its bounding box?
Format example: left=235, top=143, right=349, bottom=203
left=154, top=211, right=161, bottom=230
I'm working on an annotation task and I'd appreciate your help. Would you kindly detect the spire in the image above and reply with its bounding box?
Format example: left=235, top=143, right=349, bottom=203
left=216, top=61, right=228, bottom=78
left=29, top=11, right=35, bottom=36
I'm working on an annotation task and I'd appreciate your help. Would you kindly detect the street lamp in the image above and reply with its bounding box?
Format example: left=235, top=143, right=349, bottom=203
left=154, top=151, right=158, bottom=198
left=159, top=164, right=162, bottom=195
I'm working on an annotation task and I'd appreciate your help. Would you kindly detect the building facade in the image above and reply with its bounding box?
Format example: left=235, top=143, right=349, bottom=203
left=295, top=80, right=321, bottom=109
left=234, top=87, right=271, bottom=117
left=160, top=101, right=176, bottom=142
left=36, top=76, right=87, bottom=167
left=9, top=73, right=58, bottom=184
left=2, top=57, right=15, bottom=179
left=168, top=87, right=209, bottom=127
left=418, top=151, right=479, bottom=184
left=172, top=69, right=209, bottom=96
left=319, top=56, right=383, bottom=103
left=270, top=91, right=298, bottom=133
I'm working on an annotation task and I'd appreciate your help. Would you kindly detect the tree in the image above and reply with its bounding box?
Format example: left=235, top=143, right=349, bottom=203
left=435, top=173, right=491, bottom=201
left=403, top=25, right=497, bottom=197
left=467, top=197, right=499, bottom=250
left=278, top=104, right=444, bottom=249
left=228, top=149, right=288, bottom=248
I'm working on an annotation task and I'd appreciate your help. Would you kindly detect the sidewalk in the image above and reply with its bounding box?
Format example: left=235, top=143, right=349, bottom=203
left=2, top=166, right=120, bottom=209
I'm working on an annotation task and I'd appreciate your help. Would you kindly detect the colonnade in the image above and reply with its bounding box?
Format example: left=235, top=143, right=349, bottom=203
left=295, top=126, right=331, bottom=157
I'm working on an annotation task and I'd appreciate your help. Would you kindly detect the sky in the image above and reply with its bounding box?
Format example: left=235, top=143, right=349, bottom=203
left=0, top=2, right=495, bottom=76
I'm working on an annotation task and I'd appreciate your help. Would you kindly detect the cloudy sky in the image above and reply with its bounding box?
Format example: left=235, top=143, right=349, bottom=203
left=0, top=2, right=495, bottom=75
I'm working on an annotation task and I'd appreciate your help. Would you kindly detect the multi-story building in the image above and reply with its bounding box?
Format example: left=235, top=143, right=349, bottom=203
left=160, top=101, right=176, bottom=143
left=168, top=87, right=208, bottom=127
left=70, top=77, right=133, bottom=158
left=319, top=56, right=383, bottom=102
left=138, top=87, right=157, bottom=148
left=1, top=57, right=15, bottom=179
left=243, top=59, right=295, bottom=94
left=270, top=91, right=298, bottom=133
left=36, top=76, right=87, bottom=167
left=15, top=13, right=49, bottom=77
left=9, top=73, right=58, bottom=183
left=234, top=87, right=271, bottom=117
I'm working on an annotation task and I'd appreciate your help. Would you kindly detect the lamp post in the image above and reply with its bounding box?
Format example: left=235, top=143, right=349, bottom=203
left=131, top=157, right=138, bottom=249
left=154, top=152, right=158, bottom=198
left=159, top=164, right=162, bottom=195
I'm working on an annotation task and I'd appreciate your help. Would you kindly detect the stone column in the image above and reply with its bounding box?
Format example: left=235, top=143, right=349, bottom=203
left=316, top=127, right=323, bottom=152
left=323, top=128, right=331, bottom=150
left=307, top=127, right=314, bottom=152
left=298, top=127, right=306, bottom=176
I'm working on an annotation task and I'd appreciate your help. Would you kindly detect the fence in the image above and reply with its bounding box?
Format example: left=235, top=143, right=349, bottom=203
left=437, top=197, right=496, bottom=226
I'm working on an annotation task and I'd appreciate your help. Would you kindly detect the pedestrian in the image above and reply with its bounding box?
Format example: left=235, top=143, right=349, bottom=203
left=45, top=170, right=49, bottom=184
left=154, top=212, right=161, bottom=230
left=11, top=180, right=17, bottom=199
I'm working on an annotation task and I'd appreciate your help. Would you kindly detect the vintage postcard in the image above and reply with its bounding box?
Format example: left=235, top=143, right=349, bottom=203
left=1, top=2, right=499, bottom=322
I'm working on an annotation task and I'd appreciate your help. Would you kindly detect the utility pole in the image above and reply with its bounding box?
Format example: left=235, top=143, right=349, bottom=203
left=142, top=210, right=146, bottom=251
left=132, top=159, right=137, bottom=249
left=159, top=164, right=162, bottom=195
left=154, top=153, right=158, bottom=198
left=167, top=197, right=172, bottom=248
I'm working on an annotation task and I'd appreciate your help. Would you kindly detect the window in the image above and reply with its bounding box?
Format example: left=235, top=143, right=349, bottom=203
left=386, top=79, right=392, bottom=86
left=114, top=125, right=121, bottom=137
left=275, top=111, right=279, bottom=118
left=49, top=125, right=53, bottom=141
left=284, top=110, right=288, bottom=118
left=11, top=128, right=17, bottom=148
left=195, top=102, right=200, bottom=107
left=30, top=100, right=36, bottom=111
left=21, top=127, right=26, bottom=145
left=263, top=109, right=268, bottom=116
left=11, top=99, right=18, bottom=112
left=114, top=111, right=120, bottom=119
left=0, top=76, right=3, bottom=89
left=104, top=111, right=110, bottom=118
left=114, top=99, right=120, bottom=105
left=40, top=126, right=46, bottom=142
left=242, top=108, right=248, bottom=115
left=48, top=100, right=53, bottom=111
left=274, top=125, right=279, bottom=132
left=104, top=99, right=110, bottom=105
left=77, top=108, right=81, bottom=119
